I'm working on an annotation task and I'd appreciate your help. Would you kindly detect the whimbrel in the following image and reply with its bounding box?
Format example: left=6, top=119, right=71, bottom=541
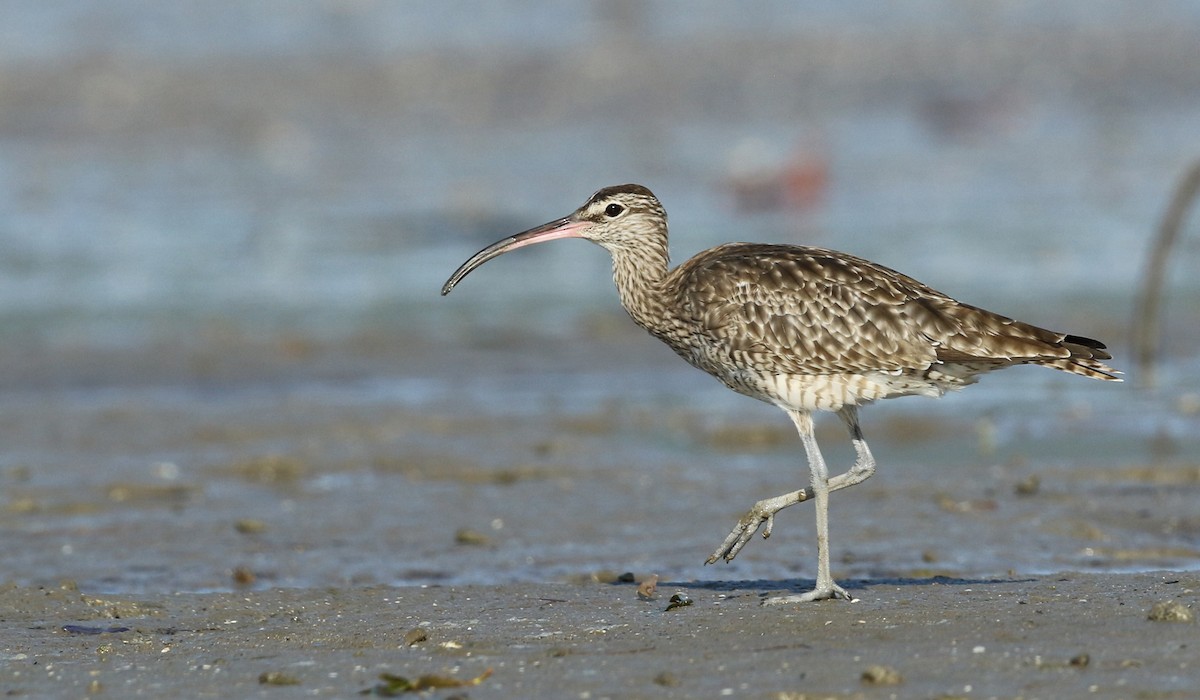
left=441, top=184, right=1120, bottom=604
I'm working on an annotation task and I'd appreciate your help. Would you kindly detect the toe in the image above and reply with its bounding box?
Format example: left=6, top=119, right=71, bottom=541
left=762, top=585, right=854, bottom=605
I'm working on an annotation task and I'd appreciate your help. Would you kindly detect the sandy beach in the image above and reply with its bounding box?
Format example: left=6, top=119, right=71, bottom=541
left=4, top=571, right=1196, bottom=698
left=1, top=333, right=1196, bottom=698
left=3, top=4, right=1200, bottom=698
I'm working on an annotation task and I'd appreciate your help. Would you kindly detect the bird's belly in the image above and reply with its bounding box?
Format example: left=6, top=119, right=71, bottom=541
left=717, top=369, right=949, bottom=412
left=667, top=337, right=975, bottom=412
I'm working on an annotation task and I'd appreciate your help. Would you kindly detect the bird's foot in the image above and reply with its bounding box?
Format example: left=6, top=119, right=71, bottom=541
left=761, top=582, right=854, bottom=605
left=704, top=490, right=805, bottom=564
left=704, top=511, right=773, bottom=565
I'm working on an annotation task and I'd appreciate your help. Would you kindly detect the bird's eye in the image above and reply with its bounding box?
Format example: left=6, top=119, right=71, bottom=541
left=604, top=203, right=625, bottom=217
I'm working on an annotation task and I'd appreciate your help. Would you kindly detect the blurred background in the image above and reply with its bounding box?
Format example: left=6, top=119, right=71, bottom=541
left=2, top=2, right=1198, bottom=593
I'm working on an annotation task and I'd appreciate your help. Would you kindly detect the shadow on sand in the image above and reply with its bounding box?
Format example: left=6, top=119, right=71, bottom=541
left=647, top=574, right=1037, bottom=595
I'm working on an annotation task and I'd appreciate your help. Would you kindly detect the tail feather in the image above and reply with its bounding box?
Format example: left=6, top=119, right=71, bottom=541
left=1040, top=356, right=1123, bottom=381
left=935, top=322, right=1122, bottom=381
left=1062, top=334, right=1113, bottom=361
left=1040, top=332, right=1122, bottom=381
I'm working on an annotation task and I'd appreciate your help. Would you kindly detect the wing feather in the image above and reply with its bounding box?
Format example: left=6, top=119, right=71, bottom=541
left=666, top=243, right=1088, bottom=377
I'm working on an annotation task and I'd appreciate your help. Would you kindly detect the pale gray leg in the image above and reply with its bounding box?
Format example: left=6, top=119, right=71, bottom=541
left=761, top=410, right=851, bottom=603
left=836, top=406, right=876, bottom=491
left=706, top=408, right=875, bottom=600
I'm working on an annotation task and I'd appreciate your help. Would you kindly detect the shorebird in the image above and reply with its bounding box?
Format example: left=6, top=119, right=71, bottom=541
left=441, top=184, right=1120, bottom=604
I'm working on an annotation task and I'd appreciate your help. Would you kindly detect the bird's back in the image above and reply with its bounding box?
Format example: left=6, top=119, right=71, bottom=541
left=655, top=243, right=1118, bottom=411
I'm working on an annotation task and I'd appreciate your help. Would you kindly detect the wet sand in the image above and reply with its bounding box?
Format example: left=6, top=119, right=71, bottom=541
left=4, top=4, right=1200, bottom=697
left=1, top=333, right=1197, bottom=697
left=4, top=572, right=1197, bottom=698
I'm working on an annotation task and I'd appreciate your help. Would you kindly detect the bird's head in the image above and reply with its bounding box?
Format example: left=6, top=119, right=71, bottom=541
left=441, top=184, right=667, bottom=295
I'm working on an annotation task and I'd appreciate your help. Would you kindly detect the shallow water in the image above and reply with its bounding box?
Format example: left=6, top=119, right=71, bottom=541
left=1, top=2, right=1199, bottom=594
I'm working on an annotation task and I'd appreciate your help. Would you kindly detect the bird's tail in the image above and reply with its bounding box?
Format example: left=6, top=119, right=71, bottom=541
left=1037, top=334, right=1122, bottom=381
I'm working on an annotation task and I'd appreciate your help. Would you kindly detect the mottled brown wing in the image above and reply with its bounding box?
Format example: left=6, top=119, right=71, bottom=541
left=670, top=244, right=937, bottom=375
left=908, top=295, right=1119, bottom=379
left=670, top=243, right=1080, bottom=376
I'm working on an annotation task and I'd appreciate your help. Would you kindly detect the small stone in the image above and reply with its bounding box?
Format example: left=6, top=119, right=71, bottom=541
left=637, top=575, right=659, bottom=600
left=861, top=664, right=903, bottom=685
left=454, top=528, right=491, bottom=546
left=258, top=671, right=300, bottom=685
left=403, top=628, right=428, bottom=647
left=231, top=566, right=256, bottom=586
left=1014, top=475, right=1040, bottom=496
left=234, top=518, right=267, bottom=534
left=1148, top=600, right=1194, bottom=622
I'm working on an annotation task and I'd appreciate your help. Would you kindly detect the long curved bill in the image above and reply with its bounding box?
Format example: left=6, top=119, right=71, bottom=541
left=440, top=217, right=592, bottom=295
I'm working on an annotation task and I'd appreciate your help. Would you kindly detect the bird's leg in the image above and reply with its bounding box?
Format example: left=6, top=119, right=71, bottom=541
left=833, top=406, right=876, bottom=492
left=705, top=488, right=806, bottom=565
left=705, top=406, right=875, bottom=565
left=762, top=410, right=852, bottom=604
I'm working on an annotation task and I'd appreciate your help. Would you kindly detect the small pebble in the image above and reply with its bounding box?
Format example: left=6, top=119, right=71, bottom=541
left=1014, top=475, right=1040, bottom=496
left=258, top=671, right=300, bottom=686
left=403, top=628, right=428, bottom=647
left=234, top=518, right=267, bottom=534
left=637, top=575, right=659, bottom=600
left=232, top=566, right=256, bottom=586
left=665, top=593, right=693, bottom=611
left=861, top=664, right=903, bottom=685
left=454, top=528, right=491, bottom=546
left=1148, top=600, right=1194, bottom=622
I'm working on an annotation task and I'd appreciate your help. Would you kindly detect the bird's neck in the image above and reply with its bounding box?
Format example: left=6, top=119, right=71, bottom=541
left=610, top=244, right=672, bottom=333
